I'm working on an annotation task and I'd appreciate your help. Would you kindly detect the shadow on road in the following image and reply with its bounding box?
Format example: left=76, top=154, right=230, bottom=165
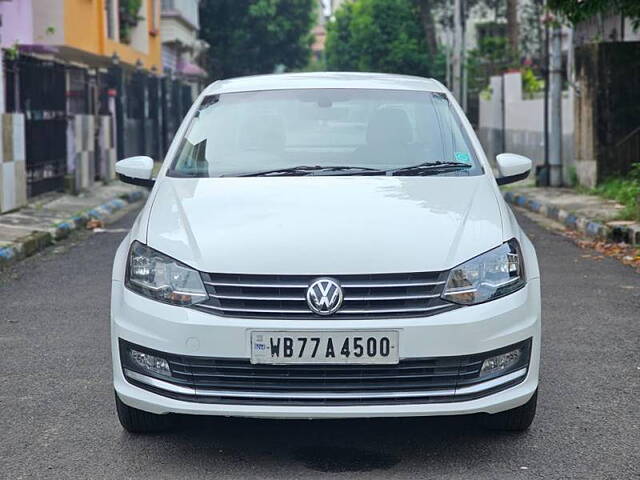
left=123, top=414, right=524, bottom=473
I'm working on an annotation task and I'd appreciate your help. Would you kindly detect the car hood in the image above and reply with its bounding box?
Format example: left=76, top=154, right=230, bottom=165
left=146, top=176, right=503, bottom=274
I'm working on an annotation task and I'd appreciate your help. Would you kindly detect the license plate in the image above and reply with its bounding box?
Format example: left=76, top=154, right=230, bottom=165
left=250, top=331, right=399, bottom=365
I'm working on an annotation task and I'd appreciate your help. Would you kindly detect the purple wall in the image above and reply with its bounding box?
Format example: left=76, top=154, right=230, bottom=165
left=0, top=0, right=34, bottom=48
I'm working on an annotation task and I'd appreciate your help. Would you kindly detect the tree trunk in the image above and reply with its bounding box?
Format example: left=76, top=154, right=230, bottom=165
left=506, top=0, right=519, bottom=55
left=415, top=0, right=438, bottom=58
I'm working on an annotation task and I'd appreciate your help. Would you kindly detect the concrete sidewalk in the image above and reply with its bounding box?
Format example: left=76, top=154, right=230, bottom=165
left=504, top=187, right=640, bottom=245
left=0, top=183, right=147, bottom=266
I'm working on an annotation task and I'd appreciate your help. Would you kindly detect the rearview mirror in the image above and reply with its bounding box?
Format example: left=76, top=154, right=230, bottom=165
left=495, top=153, right=532, bottom=186
left=115, top=156, right=155, bottom=188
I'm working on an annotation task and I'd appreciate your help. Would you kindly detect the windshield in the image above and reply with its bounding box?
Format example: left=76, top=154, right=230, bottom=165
left=168, top=89, right=483, bottom=178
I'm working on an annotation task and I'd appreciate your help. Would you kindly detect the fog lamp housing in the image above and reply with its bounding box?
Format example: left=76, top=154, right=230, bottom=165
left=128, top=348, right=171, bottom=377
left=480, top=348, right=522, bottom=376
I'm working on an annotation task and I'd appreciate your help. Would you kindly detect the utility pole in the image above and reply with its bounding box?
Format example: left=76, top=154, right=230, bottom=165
left=445, top=39, right=451, bottom=89
left=445, top=28, right=452, bottom=89
left=541, top=9, right=550, bottom=186
left=549, top=23, right=563, bottom=187
left=0, top=50, right=4, bottom=114
left=461, top=0, right=467, bottom=112
left=452, top=0, right=462, bottom=104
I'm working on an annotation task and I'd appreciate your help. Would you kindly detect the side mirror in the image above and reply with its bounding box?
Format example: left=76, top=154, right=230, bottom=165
left=495, top=153, right=532, bottom=186
left=115, top=156, right=155, bottom=188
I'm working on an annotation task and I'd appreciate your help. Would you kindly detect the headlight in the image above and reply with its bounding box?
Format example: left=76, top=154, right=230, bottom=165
left=442, top=239, right=525, bottom=305
left=125, top=241, right=208, bottom=305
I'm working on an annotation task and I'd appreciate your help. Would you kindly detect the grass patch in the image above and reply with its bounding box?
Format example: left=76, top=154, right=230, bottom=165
left=590, top=164, right=640, bottom=221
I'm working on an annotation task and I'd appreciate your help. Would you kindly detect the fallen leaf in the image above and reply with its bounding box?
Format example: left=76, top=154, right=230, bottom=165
left=86, top=219, right=104, bottom=230
left=561, top=231, right=640, bottom=272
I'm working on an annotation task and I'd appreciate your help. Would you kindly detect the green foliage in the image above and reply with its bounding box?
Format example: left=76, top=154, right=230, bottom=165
left=199, top=0, right=315, bottom=79
left=4, top=42, right=19, bottom=60
left=119, top=0, right=144, bottom=44
left=325, top=0, right=445, bottom=80
left=299, top=57, right=327, bottom=72
left=548, top=0, right=640, bottom=27
left=567, top=165, right=578, bottom=188
left=325, top=2, right=359, bottom=71
left=592, top=164, right=640, bottom=221
left=466, top=36, right=517, bottom=97
left=521, top=67, right=543, bottom=97
left=120, top=0, right=143, bottom=17
left=479, top=86, right=492, bottom=100
left=518, top=1, right=545, bottom=58
left=469, top=36, right=517, bottom=70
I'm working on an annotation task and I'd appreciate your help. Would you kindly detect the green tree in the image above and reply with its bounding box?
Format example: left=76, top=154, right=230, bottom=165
left=548, top=0, right=640, bottom=26
left=199, top=0, right=316, bottom=79
left=465, top=35, right=515, bottom=97
left=506, top=0, right=519, bottom=52
left=414, top=0, right=438, bottom=58
left=326, top=0, right=445, bottom=79
left=325, top=2, right=359, bottom=70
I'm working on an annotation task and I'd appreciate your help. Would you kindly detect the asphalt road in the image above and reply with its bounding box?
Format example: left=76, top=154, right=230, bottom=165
left=1, top=206, right=639, bottom=480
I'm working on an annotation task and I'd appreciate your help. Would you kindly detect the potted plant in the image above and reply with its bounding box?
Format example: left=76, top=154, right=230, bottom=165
left=119, top=0, right=144, bottom=44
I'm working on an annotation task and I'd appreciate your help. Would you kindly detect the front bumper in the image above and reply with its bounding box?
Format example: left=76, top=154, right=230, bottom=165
left=111, top=278, right=541, bottom=418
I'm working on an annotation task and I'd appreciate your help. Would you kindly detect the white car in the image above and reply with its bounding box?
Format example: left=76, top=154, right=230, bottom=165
left=112, top=72, right=540, bottom=433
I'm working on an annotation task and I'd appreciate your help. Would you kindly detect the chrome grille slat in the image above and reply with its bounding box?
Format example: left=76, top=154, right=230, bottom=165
left=197, top=272, right=457, bottom=318
left=210, top=294, right=306, bottom=301
left=197, top=304, right=311, bottom=314
left=203, top=281, right=446, bottom=289
left=208, top=293, right=441, bottom=301
left=203, top=281, right=307, bottom=288
left=341, top=281, right=445, bottom=288
left=340, top=305, right=450, bottom=314
left=344, top=293, right=441, bottom=301
left=169, top=369, right=479, bottom=381
left=196, top=303, right=451, bottom=315
left=168, top=359, right=484, bottom=370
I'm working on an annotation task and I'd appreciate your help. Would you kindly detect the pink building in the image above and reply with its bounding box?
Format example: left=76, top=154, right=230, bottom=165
left=0, top=0, right=35, bottom=48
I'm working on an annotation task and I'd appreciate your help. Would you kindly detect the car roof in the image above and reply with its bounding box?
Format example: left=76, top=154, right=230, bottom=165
left=202, top=72, right=447, bottom=96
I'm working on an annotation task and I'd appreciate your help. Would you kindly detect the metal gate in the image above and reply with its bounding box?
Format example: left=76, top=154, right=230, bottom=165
left=4, top=55, right=68, bottom=197
left=124, top=71, right=146, bottom=158
left=160, top=77, right=193, bottom=153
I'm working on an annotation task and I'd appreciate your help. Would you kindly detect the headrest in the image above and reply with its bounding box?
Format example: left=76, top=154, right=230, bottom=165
left=239, top=113, right=286, bottom=151
left=366, top=107, right=412, bottom=147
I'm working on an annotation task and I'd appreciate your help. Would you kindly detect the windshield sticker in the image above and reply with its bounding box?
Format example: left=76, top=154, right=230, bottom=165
left=455, top=152, right=471, bottom=164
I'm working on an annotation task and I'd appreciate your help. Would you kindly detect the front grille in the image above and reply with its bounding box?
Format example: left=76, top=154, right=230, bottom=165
left=120, top=339, right=531, bottom=406
left=194, top=272, right=459, bottom=318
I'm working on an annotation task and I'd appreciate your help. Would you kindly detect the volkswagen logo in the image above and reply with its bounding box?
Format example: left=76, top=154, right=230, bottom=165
left=306, top=278, right=343, bottom=315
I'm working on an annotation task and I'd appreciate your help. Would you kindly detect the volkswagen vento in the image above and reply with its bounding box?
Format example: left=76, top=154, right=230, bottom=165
left=111, top=72, right=541, bottom=433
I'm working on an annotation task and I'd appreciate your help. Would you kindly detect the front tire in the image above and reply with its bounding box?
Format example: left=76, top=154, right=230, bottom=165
left=482, top=389, right=538, bottom=431
left=115, top=392, right=174, bottom=433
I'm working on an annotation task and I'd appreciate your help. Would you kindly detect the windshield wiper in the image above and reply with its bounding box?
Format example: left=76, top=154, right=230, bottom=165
left=233, top=165, right=386, bottom=177
left=388, top=161, right=472, bottom=176
left=231, top=162, right=471, bottom=177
